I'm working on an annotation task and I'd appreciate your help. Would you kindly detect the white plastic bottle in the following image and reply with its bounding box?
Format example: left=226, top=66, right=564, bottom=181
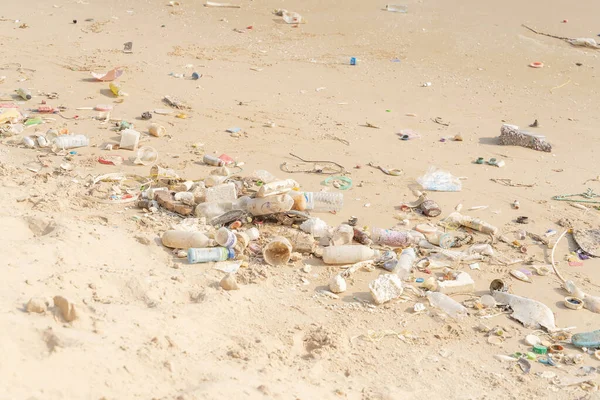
left=246, top=194, right=294, bottom=216
left=394, top=247, right=416, bottom=279
left=304, top=192, right=343, bottom=212
left=257, top=179, right=298, bottom=198
left=322, top=245, right=377, bottom=265
left=188, top=247, right=235, bottom=264
left=53, top=135, right=90, bottom=149
left=215, top=227, right=237, bottom=248
left=161, top=231, right=210, bottom=249
left=426, top=291, right=468, bottom=319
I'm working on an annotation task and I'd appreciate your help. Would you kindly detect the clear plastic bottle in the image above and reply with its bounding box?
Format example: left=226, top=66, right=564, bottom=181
left=393, top=247, right=416, bottom=279
left=246, top=194, right=294, bottom=216
left=194, top=196, right=250, bottom=220
left=161, top=231, right=210, bottom=249
left=444, top=212, right=498, bottom=235
left=53, top=135, right=90, bottom=149
left=322, top=245, right=378, bottom=265
left=304, top=192, right=343, bottom=212
left=426, top=291, right=468, bottom=319
left=257, top=179, right=298, bottom=198
left=188, top=247, right=234, bottom=264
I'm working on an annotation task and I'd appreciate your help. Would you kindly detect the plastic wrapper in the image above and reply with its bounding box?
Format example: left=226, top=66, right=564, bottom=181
left=417, top=166, right=462, bottom=192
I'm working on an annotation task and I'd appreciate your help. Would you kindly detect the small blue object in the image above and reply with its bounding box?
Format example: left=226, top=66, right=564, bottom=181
left=391, top=58, right=401, bottom=63
left=191, top=72, right=200, bottom=80
left=350, top=57, right=357, bottom=65
left=69, top=151, right=77, bottom=155
left=226, top=127, right=241, bottom=133
left=415, top=278, right=424, bottom=283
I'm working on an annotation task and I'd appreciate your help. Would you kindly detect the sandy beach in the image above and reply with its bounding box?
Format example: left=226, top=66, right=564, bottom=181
left=2, top=0, right=600, bottom=398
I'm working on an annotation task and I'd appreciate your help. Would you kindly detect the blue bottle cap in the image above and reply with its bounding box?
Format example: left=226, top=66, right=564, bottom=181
left=227, top=248, right=236, bottom=259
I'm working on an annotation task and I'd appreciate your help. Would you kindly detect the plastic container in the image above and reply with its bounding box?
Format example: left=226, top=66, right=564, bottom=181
left=331, top=224, right=354, bottom=246
left=300, top=217, right=330, bottom=238
left=304, top=192, right=343, bottom=212
left=245, top=227, right=260, bottom=241
left=394, top=247, right=416, bottom=279
left=150, top=165, right=180, bottom=180
left=205, top=175, right=228, bottom=187
left=282, top=11, right=302, bottom=23
left=215, top=227, right=237, bottom=248
left=109, top=82, right=126, bottom=96
left=120, top=129, right=140, bottom=151
left=148, top=123, right=165, bottom=137
left=203, top=154, right=225, bottom=166
left=188, top=247, right=235, bottom=264
left=386, top=4, right=408, bottom=13
left=161, top=230, right=210, bottom=249
left=252, top=170, right=277, bottom=183
left=135, top=146, right=158, bottom=165
left=53, top=134, right=90, bottom=149
left=426, top=291, right=468, bottom=319
left=437, top=271, right=475, bottom=295
left=419, top=199, right=441, bottom=217
left=290, top=191, right=307, bottom=211
left=246, top=194, right=294, bottom=216
left=205, top=182, right=237, bottom=203
left=371, top=228, right=424, bottom=247
left=17, top=88, right=32, bottom=100
left=322, top=245, right=377, bottom=265
left=263, top=236, right=293, bottom=266
left=257, top=179, right=298, bottom=198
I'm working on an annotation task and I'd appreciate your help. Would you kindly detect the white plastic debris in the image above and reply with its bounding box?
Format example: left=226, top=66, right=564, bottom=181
left=492, top=291, right=557, bottom=331
left=369, top=274, right=404, bottom=305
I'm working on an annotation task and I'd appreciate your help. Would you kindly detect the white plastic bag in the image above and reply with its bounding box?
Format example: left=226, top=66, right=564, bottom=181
left=417, top=166, right=462, bottom=192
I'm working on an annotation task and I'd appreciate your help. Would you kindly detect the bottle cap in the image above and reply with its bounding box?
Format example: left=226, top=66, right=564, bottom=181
left=227, top=248, right=236, bottom=259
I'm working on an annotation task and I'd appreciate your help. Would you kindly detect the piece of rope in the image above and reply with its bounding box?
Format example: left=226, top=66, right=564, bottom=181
left=552, top=188, right=600, bottom=204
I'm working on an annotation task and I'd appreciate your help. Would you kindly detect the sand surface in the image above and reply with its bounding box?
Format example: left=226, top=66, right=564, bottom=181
left=2, top=0, right=600, bottom=398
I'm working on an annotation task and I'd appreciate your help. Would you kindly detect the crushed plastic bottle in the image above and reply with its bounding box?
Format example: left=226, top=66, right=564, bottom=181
left=426, top=291, right=468, bottom=319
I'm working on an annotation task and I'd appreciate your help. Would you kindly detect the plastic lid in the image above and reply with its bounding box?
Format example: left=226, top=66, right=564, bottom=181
left=533, top=344, right=547, bottom=354
left=227, top=248, right=235, bottom=259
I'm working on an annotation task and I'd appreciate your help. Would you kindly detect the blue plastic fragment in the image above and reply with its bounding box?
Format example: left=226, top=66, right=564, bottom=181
left=226, top=127, right=241, bottom=133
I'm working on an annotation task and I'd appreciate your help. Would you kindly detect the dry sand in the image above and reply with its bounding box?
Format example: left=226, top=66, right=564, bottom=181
left=2, top=0, right=600, bottom=398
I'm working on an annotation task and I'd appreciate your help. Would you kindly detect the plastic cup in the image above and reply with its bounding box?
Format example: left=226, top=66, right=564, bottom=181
left=215, top=227, right=237, bottom=248
left=148, top=123, right=166, bottom=137
left=263, top=236, right=292, bottom=266
left=135, top=146, right=158, bottom=166
left=245, top=227, right=260, bottom=241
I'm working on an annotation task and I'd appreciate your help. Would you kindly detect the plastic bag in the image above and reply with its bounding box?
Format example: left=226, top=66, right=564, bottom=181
left=417, top=166, right=461, bottom=192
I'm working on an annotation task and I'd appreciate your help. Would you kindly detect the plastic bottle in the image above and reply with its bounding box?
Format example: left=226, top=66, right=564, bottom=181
left=289, top=191, right=307, bottom=211
left=304, top=192, right=343, bottom=212
left=246, top=194, right=294, bottom=216
left=444, top=212, right=498, bottom=235
left=371, top=228, right=424, bottom=247
left=215, top=227, right=237, bottom=248
left=393, top=247, right=416, bottom=279
left=322, top=245, right=378, bottom=265
left=53, top=135, right=90, bottom=149
left=188, top=247, right=235, bottom=264
left=161, top=230, right=210, bottom=249
left=17, top=88, right=32, bottom=100
left=257, top=179, right=298, bottom=198
left=426, top=291, right=468, bottom=319
left=203, top=154, right=225, bottom=166
left=386, top=4, right=408, bottom=13
left=194, top=196, right=250, bottom=220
